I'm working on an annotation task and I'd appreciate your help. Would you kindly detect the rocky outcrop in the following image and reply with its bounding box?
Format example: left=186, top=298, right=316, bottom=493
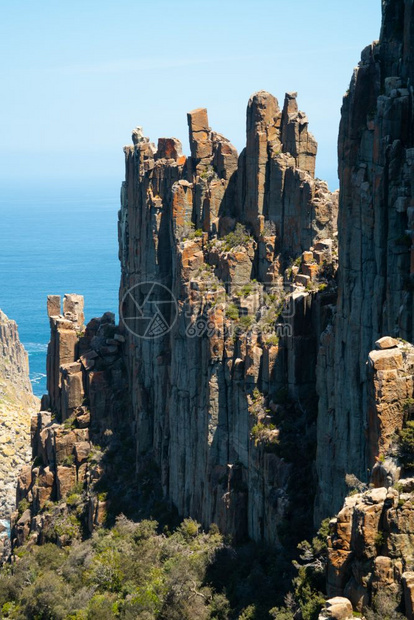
left=12, top=296, right=128, bottom=547
left=45, top=294, right=126, bottom=429
left=367, top=338, right=414, bottom=469
left=320, top=339, right=414, bottom=614
left=119, top=91, right=338, bottom=543
left=316, top=0, right=414, bottom=523
left=0, top=310, right=37, bottom=561
left=240, top=91, right=337, bottom=247
left=14, top=408, right=104, bottom=547
left=0, top=311, right=36, bottom=522
left=326, top=483, right=414, bottom=616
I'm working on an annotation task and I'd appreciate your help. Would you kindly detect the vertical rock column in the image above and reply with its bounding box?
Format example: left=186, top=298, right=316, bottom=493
left=367, top=337, right=414, bottom=469
left=186, top=107, right=238, bottom=233
left=46, top=294, right=85, bottom=419
left=238, top=91, right=337, bottom=255
left=242, top=91, right=280, bottom=229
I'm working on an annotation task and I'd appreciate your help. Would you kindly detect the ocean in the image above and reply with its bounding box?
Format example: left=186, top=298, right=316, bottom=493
left=0, top=181, right=121, bottom=398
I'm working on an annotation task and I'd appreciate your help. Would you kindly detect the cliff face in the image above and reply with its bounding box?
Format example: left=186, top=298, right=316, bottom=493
left=118, top=91, right=338, bottom=543
left=316, top=0, right=414, bottom=522
left=0, top=310, right=35, bottom=520
left=5, top=2, right=414, bottom=615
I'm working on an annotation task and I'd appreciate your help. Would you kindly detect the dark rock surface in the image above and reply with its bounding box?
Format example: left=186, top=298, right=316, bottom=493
left=316, top=0, right=414, bottom=523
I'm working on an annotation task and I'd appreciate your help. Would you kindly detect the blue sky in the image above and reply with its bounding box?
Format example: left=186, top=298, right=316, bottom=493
left=0, top=0, right=381, bottom=192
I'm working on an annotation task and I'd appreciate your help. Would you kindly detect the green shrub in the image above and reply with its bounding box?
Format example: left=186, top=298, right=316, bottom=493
left=0, top=503, right=305, bottom=618
left=179, top=518, right=199, bottom=540
left=64, top=415, right=77, bottom=430
left=71, top=481, right=85, bottom=495
left=223, top=224, right=251, bottom=251
left=239, top=315, right=254, bottom=329
left=293, top=566, right=325, bottom=620
left=364, top=592, right=405, bottom=619
left=251, top=423, right=266, bottom=440
left=62, top=454, right=75, bottom=467
left=251, top=423, right=276, bottom=445
left=311, top=518, right=330, bottom=555
left=374, top=531, right=385, bottom=548
left=17, top=498, right=30, bottom=516
left=239, top=605, right=256, bottom=619
left=240, top=283, right=253, bottom=297
left=209, top=592, right=231, bottom=619
left=53, top=513, right=81, bottom=542
left=34, top=543, right=67, bottom=570
left=66, top=493, right=82, bottom=507
left=131, top=519, right=158, bottom=541
left=1, top=601, right=17, bottom=617
left=252, top=388, right=262, bottom=402
left=403, top=398, right=414, bottom=411
left=87, top=593, right=120, bottom=618
left=19, top=571, right=72, bottom=619
left=225, top=303, right=239, bottom=320
left=264, top=333, right=279, bottom=346
left=270, top=607, right=295, bottom=619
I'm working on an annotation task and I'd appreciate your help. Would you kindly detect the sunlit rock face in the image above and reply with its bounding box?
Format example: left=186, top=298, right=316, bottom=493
left=0, top=310, right=36, bottom=522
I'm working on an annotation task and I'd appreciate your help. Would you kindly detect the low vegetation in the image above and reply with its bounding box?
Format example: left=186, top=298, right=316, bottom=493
left=225, top=303, right=239, bottom=320
left=223, top=224, right=252, bottom=252
left=0, top=514, right=310, bottom=620
left=364, top=593, right=406, bottom=620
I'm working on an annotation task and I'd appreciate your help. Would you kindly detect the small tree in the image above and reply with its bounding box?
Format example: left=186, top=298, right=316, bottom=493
left=223, top=224, right=252, bottom=251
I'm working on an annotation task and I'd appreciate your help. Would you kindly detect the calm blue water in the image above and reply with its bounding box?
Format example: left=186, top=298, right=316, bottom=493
left=0, top=519, right=10, bottom=539
left=0, top=181, right=121, bottom=397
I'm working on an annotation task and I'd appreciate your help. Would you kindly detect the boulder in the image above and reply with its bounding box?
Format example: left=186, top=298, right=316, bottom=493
left=319, top=597, right=353, bottom=619
left=368, top=348, right=403, bottom=371
left=375, top=336, right=399, bottom=350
